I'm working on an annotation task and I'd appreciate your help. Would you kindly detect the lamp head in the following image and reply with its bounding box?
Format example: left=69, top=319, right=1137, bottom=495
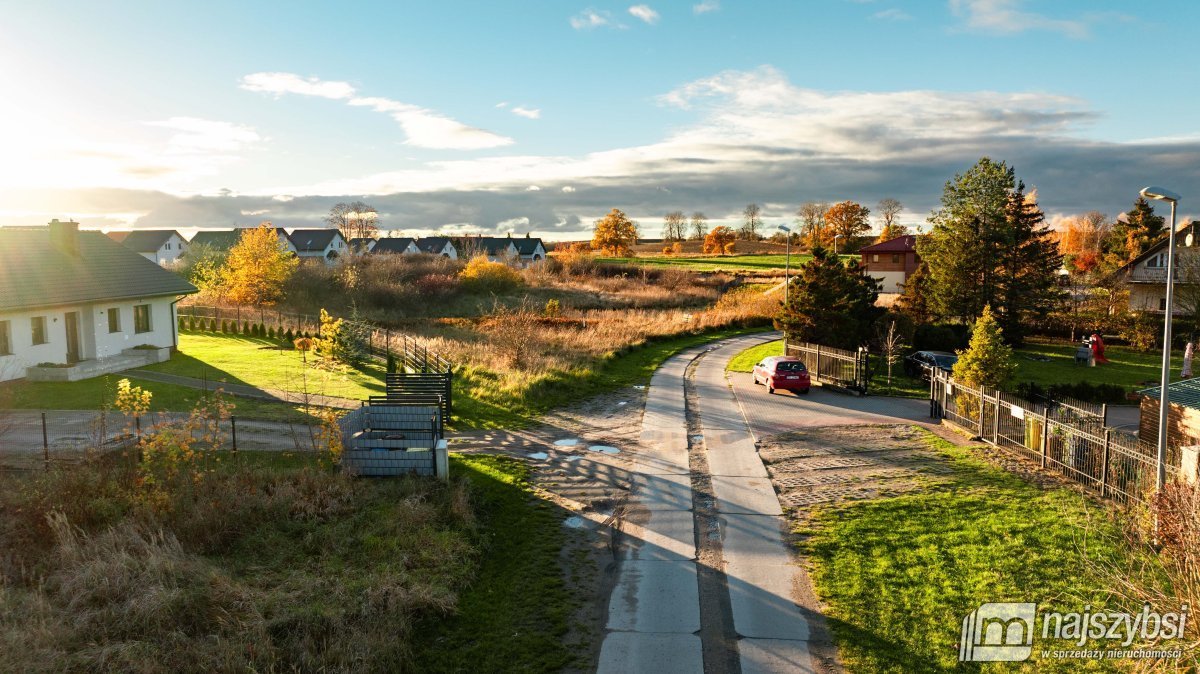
left=1141, top=186, right=1181, bottom=203
left=777, top=224, right=791, bottom=233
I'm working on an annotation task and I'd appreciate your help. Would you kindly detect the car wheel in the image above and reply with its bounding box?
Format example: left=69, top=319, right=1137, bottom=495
left=801, top=387, right=810, bottom=395
left=768, top=387, right=775, bottom=394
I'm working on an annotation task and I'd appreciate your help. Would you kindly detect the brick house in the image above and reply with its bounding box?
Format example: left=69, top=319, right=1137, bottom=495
left=858, top=235, right=920, bottom=294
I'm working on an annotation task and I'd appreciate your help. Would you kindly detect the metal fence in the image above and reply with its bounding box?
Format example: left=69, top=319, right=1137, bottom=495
left=784, top=340, right=870, bottom=394
left=931, top=372, right=1173, bottom=505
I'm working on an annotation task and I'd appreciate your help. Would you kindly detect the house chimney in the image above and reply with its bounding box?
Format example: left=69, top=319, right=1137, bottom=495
left=48, top=218, right=80, bottom=256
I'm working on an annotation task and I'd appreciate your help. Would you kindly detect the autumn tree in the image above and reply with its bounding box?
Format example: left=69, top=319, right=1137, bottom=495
left=1060, top=210, right=1111, bottom=273
left=824, top=200, right=871, bottom=242
left=221, top=223, right=299, bottom=306
left=592, top=208, right=640, bottom=256
left=662, top=211, right=687, bottom=241
left=796, top=201, right=828, bottom=248
left=325, top=201, right=380, bottom=240
left=951, top=304, right=1015, bottom=390
left=703, top=225, right=737, bottom=254
left=690, top=212, right=708, bottom=240
left=776, top=246, right=882, bottom=350
left=876, top=198, right=909, bottom=242
left=741, top=203, right=763, bottom=240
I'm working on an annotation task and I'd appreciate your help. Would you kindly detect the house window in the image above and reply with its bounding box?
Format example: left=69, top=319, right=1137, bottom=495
left=31, top=316, right=47, bottom=345
left=892, top=254, right=900, bottom=263
left=1160, top=298, right=1168, bottom=311
left=872, top=254, right=879, bottom=262
left=107, top=308, right=121, bottom=333
left=134, top=304, right=151, bottom=334
left=0, top=320, right=10, bottom=355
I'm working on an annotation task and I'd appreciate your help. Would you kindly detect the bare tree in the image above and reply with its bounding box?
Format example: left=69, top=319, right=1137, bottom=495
left=878, top=320, right=907, bottom=392
left=325, top=201, right=380, bottom=240
left=690, top=212, right=708, bottom=240
left=741, top=203, right=763, bottom=240
left=796, top=201, right=828, bottom=246
left=877, top=198, right=903, bottom=231
left=662, top=211, right=687, bottom=241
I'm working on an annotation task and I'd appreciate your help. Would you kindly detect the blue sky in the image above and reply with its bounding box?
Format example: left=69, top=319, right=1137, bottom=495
left=1, top=0, right=1198, bottom=238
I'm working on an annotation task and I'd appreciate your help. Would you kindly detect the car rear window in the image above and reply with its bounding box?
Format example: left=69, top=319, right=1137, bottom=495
left=776, top=361, right=806, bottom=372
left=933, top=355, right=958, bottom=368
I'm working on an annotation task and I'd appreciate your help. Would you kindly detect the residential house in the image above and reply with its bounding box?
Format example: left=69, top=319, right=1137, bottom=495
left=455, top=235, right=518, bottom=262
left=514, top=233, right=547, bottom=265
left=289, top=228, right=347, bottom=264
left=0, top=220, right=197, bottom=383
left=1117, top=221, right=1200, bottom=314
left=1139, top=379, right=1200, bottom=449
left=107, top=229, right=188, bottom=265
left=371, top=237, right=420, bottom=255
left=858, top=235, right=920, bottom=294
left=348, top=237, right=377, bottom=254
left=415, top=237, right=459, bottom=259
left=187, top=227, right=297, bottom=255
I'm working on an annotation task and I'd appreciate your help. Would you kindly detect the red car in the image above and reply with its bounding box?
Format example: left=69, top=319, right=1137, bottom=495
left=752, top=356, right=811, bottom=394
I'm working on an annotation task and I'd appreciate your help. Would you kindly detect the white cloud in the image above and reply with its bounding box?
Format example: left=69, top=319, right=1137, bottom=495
left=146, top=117, right=261, bottom=153
left=511, top=106, right=541, bottom=119
left=948, top=0, right=1089, bottom=38
left=239, top=72, right=355, bottom=99
left=495, top=101, right=509, bottom=108
left=871, top=8, right=912, bottom=21
left=570, top=9, right=611, bottom=29
left=240, top=208, right=270, bottom=216
left=242, top=72, right=512, bottom=150
left=693, top=0, right=719, bottom=14
left=628, top=4, right=660, bottom=24
left=526, top=185, right=541, bottom=191
left=562, top=186, right=577, bottom=193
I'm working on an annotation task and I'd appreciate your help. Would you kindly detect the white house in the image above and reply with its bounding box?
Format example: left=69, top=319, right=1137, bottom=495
left=514, top=234, right=547, bottom=265
left=1119, top=220, right=1199, bottom=314
left=349, top=237, right=378, bottom=254
left=415, top=237, right=459, bottom=259
left=0, top=220, right=198, bottom=382
left=107, top=229, right=189, bottom=265
left=371, top=237, right=420, bottom=255
left=455, top=236, right=518, bottom=262
left=288, top=228, right=347, bottom=264
left=187, top=226, right=297, bottom=255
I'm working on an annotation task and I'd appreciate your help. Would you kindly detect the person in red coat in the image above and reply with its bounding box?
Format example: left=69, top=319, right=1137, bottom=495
left=1091, top=333, right=1109, bottom=364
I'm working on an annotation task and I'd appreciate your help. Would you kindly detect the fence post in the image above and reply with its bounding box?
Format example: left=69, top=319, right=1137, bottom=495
left=231, top=415, right=238, bottom=453
left=1100, top=429, right=1111, bottom=497
left=993, top=389, right=1001, bottom=444
left=1039, top=412, right=1049, bottom=468
left=815, top=344, right=822, bottom=384
left=1101, top=403, right=1109, bottom=428
left=978, top=387, right=986, bottom=439
left=41, top=412, right=49, bottom=470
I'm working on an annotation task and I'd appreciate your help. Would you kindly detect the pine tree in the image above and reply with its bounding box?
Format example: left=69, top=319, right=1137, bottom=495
left=1104, top=196, right=1165, bottom=265
left=776, top=246, right=882, bottom=349
left=951, top=305, right=1015, bottom=390
left=896, top=260, right=934, bottom=323
left=996, top=184, right=1062, bottom=343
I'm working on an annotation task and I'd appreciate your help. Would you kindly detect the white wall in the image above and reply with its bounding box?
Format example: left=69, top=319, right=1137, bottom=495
left=869, top=271, right=906, bottom=294
left=0, top=296, right=179, bottom=382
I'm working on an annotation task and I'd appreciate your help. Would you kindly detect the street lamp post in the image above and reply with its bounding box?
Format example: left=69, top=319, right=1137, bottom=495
left=1142, top=185, right=1182, bottom=493
left=834, top=234, right=844, bottom=257
left=778, top=224, right=792, bottom=303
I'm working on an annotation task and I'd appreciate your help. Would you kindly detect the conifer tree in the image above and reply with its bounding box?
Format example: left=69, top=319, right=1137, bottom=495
left=776, top=246, right=882, bottom=349
left=996, top=184, right=1063, bottom=343
left=951, top=305, right=1015, bottom=390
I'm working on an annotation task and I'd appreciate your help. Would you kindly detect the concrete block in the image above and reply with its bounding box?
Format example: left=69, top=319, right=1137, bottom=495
left=607, top=560, right=700, bottom=633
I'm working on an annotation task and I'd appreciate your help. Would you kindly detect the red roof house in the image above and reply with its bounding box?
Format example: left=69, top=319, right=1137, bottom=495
left=858, top=235, right=920, bottom=294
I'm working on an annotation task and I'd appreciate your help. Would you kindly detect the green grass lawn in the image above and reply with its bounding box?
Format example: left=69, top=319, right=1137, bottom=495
left=597, top=253, right=852, bottom=272
left=456, top=324, right=771, bottom=429
left=146, top=331, right=387, bottom=400
left=800, top=429, right=1152, bottom=672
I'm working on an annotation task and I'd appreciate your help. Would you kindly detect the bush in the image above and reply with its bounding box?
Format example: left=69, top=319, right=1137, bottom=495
left=242, top=321, right=251, bottom=336
left=284, top=328, right=295, bottom=343
left=414, top=273, right=461, bottom=297
left=187, top=316, right=196, bottom=331
left=913, top=323, right=969, bottom=352
left=268, top=326, right=276, bottom=339
left=221, top=320, right=230, bottom=334
left=459, top=256, right=524, bottom=293
left=387, top=352, right=398, bottom=374
left=1014, top=380, right=1128, bottom=405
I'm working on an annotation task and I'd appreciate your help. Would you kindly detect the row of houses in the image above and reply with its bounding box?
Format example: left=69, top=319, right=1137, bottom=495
left=105, top=226, right=547, bottom=267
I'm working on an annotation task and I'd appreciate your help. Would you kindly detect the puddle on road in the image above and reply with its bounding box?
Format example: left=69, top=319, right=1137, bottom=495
left=527, top=452, right=549, bottom=460
left=616, top=401, right=628, bottom=406
left=553, top=438, right=579, bottom=447
left=633, top=385, right=646, bottom=390
left=563, top=455, right=583, bottom=462
left=563, top=516, right=586, bottom=529
left=589, top=445, right=621, bottom=455
left=690, top=435, right=704, bottom=442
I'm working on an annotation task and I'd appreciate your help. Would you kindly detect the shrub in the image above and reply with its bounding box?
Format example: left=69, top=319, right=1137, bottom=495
left=187, top=316, right=196, bottom=331
left=387, top=352, right=398, bottom=374
left=284, top=328, right=295, bottom=343
left=314, top=309, right=367, bottom=367
left=221, top=320, right=230, bottom=334
left=459, top=256, right=524, bottom=293
left=414, top=273, right=461, bottom=297
left=544, top=299, right=561, bottom=318
left=242, top=321, right=251, bottom=336
left=268, top=326, right=276, bottom=339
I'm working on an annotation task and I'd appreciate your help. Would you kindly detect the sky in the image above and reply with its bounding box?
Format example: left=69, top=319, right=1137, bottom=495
left=1, top=0, right=1198, bottom=239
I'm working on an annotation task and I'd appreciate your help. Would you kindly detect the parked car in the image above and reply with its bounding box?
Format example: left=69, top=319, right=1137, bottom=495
left=752, top=356, right=811, bottom=394
left=904, top=350, right=958, bottom=380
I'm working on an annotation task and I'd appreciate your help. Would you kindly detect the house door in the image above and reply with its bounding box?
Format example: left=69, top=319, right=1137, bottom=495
left=64, top=311, right=81, bottom=364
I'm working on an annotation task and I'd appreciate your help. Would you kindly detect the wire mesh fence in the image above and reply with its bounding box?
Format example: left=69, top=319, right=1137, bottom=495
left=932, top=372, right=1172, bottom=506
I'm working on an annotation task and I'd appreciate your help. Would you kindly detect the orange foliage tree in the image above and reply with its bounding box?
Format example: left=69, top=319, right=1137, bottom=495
left=591, top=208, right=640, bottom=256
left=221, top=223, right=299, bottom=306
left=824, top=200, right=872, bottom=240
left=703, top=226, right=737, bottom=254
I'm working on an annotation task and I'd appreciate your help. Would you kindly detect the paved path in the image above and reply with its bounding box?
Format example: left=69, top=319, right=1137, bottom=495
left=599, top=333, right=827, bottom=673
left=127, top=369, right=360, bottom=410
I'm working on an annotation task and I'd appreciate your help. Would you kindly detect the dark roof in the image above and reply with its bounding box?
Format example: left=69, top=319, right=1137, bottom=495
left=416, top=237, right=454, bottom=254
left=1140, top=378, right=1200, bottom=411
left=289, top=229, right=341, bottom=252
left=455, top=236, right=515, bottom=256
left=372, top=237, right=417, bottom=254
left=348, top=237, right=376, bottom=252
left=1118, top=221, right=1198, bottom=275
left=0, top=226, right=197, bottom=311
left=859, top=235, right=917, bottom=254
left=107, top=229, right=180, bottom=252
left=515, top=236, right=545, bottom=256
left=188, top=229, right=244, bottom=250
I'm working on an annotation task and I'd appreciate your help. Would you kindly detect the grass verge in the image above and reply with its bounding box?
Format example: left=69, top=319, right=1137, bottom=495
left=455, top=324, right=770, bottom=429
left=798, top=428, right=1153, bottom=672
